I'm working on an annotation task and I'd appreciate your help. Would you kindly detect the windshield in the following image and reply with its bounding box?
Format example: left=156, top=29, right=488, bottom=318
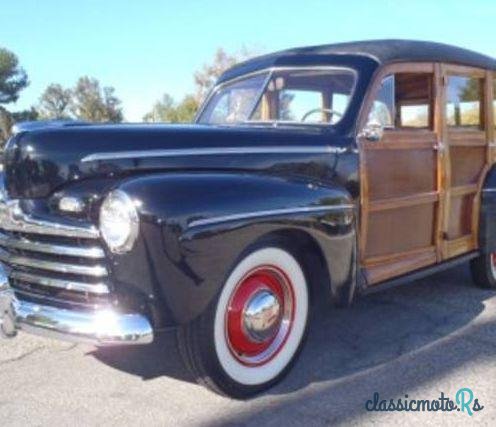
left=197, top=68, right=356, bottom=126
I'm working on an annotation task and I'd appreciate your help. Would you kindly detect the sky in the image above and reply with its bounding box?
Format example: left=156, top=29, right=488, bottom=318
left=1, top=0, right=495, bottom=121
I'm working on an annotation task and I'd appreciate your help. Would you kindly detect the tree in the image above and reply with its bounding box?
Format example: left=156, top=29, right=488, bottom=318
left=70, top=76, right=123, bottom=122
left=174, top=95, right=198, bottom=122
left=145, top=47, right=256, bottom=123
left=0, top=48, right=28, bottom=104
left=143, top=94, right=177, bottom=122
left=194, top=47, right=252, bottom=103
left=143, top=94, right=198, bottom=123
left=0, top=47, right=29, bottom=145
left=0, top=107, right=14, bottom=143
left=38, top=84, right=72, bottom=119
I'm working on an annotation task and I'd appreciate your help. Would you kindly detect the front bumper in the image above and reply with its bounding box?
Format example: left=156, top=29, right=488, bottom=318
left=0, top=265, right=154, bottom=346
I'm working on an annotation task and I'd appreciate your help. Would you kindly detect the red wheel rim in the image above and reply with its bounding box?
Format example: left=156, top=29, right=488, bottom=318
left=225, top=265, right=295, bottom=366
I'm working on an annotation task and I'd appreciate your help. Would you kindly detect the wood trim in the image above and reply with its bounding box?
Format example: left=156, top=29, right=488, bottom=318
left=450, top=183, right=478, bottom=197
left=434, top=63, right=446, bottom=262
left=487, top=71, right=495, bottom=163
left=357, top=62, right=435, bottom=131
left=448, top=130, right=486, bottom=146
left=364, top=245, right=436, bottom=267
left=359, top=62, right=493, bottom=286
left=446, top=235, right=476, bottom=258
left=444, top=64, right=487, bottom=78
left=363, top=140, right=435, bottom=150
left=365, top=246, right=437, bottom=285
left=358, top=141, right=369, bottom=262
left=438, top=63, right=451, bottom=259
left=369, top=191, right=438, bottom=212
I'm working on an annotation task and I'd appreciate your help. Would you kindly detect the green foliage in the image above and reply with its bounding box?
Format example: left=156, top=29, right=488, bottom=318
left=143, top=94, right=199, bottom=123
left=0, top=47, right=30, bottom=145
left=194, top=48, right=250, bottom=103
left=71, top=76, right=123, bottom=122
left=0, top=47, right=28, bottom=104
left=145, top=47, right=255, bottom=123
left=38, top=84, right=72, bottom=119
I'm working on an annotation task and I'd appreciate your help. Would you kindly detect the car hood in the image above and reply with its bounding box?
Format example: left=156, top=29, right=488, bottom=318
left=4, top=123, right=347, bottom=199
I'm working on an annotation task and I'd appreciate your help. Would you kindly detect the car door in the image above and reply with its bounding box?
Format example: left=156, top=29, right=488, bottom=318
left=358, top=63, right=441, bottom=284
left=440, top=65, right=492, bottom=259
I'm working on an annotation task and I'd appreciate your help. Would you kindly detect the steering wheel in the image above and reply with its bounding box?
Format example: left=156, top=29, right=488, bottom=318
left=301, top=108, right=343, bottom=123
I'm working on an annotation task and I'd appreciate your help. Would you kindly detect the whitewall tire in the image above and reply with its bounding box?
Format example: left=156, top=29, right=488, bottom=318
left=177, top=243, right=310, bottom=398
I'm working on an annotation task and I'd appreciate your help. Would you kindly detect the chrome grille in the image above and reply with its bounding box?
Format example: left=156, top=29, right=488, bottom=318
left=0, top=200, right=110, bottom=308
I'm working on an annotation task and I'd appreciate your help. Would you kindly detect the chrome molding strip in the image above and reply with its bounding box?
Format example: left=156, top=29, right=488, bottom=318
left=0, top=200, right=99, bottom=239
left=10, top=271, right=110, bottom=295
left=0, top=232, right=105, bottom=259
left=81, top=146, right=347, bottom=163
left=188, top=205, right=355, bottom=228
left=0, top=249, right=108, bottom=277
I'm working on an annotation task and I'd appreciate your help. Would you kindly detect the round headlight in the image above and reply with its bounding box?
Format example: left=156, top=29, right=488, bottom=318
left=99, top=190, right=139, bottom=253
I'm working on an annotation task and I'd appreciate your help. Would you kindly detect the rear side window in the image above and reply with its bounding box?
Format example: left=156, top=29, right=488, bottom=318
left=446, top=76, right=483, bottom=128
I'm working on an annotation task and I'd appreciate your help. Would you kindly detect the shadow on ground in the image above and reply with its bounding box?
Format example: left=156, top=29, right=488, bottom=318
left=91, top=263, right=496, bottom=424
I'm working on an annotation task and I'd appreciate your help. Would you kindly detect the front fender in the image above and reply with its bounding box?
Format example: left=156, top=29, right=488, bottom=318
left=111, top=172, right=356, bottom=326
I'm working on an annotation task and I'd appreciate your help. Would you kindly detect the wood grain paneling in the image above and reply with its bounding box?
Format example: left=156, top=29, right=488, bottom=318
left=449, top=145, right=486, bottom=186
left=448, top=194, right=475, bottom=239
left=358, top=62, right=493, bottom=286
left=366, top=146, right=436, bottom=200
left=366, top=203, right=436, bottom=259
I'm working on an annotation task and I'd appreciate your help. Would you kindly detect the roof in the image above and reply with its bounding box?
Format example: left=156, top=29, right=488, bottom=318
left=218, top=40, right=496, bottom=83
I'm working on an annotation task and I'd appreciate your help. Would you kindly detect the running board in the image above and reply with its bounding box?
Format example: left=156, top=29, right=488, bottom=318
left=360, top=251, right=479, bottom=295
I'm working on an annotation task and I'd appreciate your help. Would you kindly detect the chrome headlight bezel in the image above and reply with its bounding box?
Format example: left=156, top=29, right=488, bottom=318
left=99, top=190, right=139, bottom=254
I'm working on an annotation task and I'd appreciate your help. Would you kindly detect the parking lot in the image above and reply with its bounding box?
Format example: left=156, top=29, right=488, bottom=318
left=1, top=263, right=495, bottom=426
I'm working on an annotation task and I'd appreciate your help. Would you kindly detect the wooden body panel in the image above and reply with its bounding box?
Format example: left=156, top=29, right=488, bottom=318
left=359, top=62, right=494, bottom=285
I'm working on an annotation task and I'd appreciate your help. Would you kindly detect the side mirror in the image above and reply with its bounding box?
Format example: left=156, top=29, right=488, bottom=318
left=359, top=121, right=384, bottom=142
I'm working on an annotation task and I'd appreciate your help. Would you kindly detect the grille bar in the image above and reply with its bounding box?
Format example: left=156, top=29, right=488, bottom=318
left=0, top=248, right=108, bottom=277
left=10, top=271, right=110, bottom=295
left=0, top=200, right=99, bottom=239
left=0, top=231, right=105, bottom=259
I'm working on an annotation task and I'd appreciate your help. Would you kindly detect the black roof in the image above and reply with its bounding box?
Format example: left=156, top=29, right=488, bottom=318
left=218, top=40, right=496, bottom=83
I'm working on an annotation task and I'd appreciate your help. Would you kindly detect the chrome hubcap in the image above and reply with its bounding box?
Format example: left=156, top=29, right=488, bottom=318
left=243, top=290, right=282, bottom=343
left=226, top=266, right=295, bottom=366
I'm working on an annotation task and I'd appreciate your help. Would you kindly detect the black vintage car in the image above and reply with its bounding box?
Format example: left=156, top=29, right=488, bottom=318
left=1, top=40, right=496, bottom=398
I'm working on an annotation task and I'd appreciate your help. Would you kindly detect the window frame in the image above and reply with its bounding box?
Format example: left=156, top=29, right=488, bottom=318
left=358, top=62, right=437, bottom=135
left=443, top=64, right=487, bottom=133
left=445, top=73, right=485, bottom=130
left=365, top=70, right=435, bottom=132
left=195, top=66, right=359, bottom=127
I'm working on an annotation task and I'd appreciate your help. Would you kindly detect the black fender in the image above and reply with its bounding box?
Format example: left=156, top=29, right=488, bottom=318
left=479, top=165, right=496, bottom=253
left=110, top=172, right=356, bottom=327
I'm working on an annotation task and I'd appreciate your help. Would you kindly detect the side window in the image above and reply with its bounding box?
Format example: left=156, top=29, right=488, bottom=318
left=446, top=76, right=484, bottom=128
left=368, top=75, right=394, bottom=128
left=368, top=73, right=434, bottom=129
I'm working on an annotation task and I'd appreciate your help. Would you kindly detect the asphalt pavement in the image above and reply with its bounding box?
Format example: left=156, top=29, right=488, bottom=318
left=1, top=263, right=495, bottom=426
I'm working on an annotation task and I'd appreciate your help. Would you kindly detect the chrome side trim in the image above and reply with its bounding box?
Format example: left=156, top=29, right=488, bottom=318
left=81, top=146, right=347, bottom=163
left=0, top=200, right=99, bottom=239
left=0, top=249, right=108, bottom=277
left=10, top=271, right=110, bottom=295
left=188, top=205, right=355, bottom=228
left=0, top=232, right=105, bottom=259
